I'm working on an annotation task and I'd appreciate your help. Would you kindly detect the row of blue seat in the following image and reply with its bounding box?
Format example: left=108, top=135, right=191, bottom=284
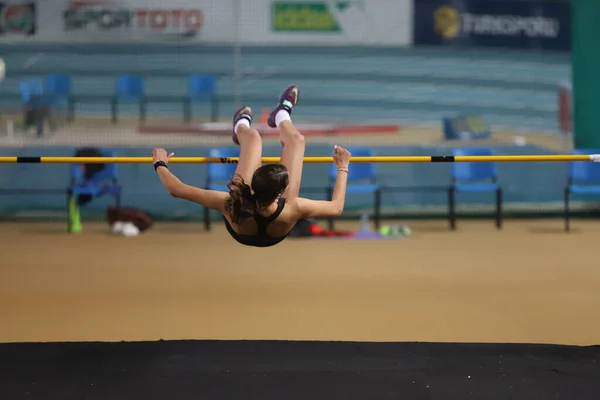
left=70, top=147, right=600, bottom=232
left=20, top=74, right=218, bottom=123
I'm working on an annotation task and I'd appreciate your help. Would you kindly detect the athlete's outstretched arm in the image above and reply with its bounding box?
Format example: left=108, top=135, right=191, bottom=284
left=296, top=184, right=346, bottom=218
left=157, top=167, right=228, bottom=211
left=296, top=145, right=351, bottom=218
left=152, top=148, right=228, bottom=212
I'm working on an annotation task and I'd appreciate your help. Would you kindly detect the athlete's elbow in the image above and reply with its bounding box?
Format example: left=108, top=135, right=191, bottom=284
left=166, top=182, right=187, bottom=198
left=167, top=186, right=181, bottom=198
left=331, top=205, right=344, bottom=217
left=326, top=199, right=343, bottom=216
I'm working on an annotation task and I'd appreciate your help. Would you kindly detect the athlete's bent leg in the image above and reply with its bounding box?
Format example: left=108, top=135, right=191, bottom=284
left=232, top=106, right=262, bottom=184
left=267, top=85, right=303, bottom=199
left=278, top=120, right=304, bottom=199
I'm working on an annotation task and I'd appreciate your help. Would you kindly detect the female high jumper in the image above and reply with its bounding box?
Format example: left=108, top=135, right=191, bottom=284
left=152, top=85, right=351, bottom=247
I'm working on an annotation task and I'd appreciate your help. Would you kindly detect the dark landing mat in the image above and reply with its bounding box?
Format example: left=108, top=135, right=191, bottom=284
left=0, top=340, right=599, bottom=400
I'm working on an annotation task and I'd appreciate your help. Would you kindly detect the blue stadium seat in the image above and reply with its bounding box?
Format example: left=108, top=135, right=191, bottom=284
left=564, top=148, right=600, bottom=231
left=45, top=74, right=74, bottom=121
left=184, top=74, right=218, bottom=122
left=327, top=147, right=381, bottom=230
left=111, top=75, right=146, bottom=123
left=204, top=147, right=239, bottom=231
left=448, top=147, right=502, bottom=230
left=20, top=79, right=44, bottom=104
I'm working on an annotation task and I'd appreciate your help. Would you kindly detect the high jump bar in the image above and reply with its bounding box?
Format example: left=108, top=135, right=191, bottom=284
left=0, top=155, right=599, bottom=164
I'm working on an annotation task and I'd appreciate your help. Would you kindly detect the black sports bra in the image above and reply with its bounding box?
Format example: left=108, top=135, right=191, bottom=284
left=223, top=198, right=289, bottom=247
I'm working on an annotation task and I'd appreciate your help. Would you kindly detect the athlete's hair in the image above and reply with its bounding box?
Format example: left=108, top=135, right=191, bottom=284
left=226, top=164, right=289, bottom=225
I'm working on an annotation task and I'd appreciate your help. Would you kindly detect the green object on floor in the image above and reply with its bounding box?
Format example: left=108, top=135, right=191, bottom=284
left=67, top=194, right=82, bottom=233
left=379, top=224, right=411, bottom=238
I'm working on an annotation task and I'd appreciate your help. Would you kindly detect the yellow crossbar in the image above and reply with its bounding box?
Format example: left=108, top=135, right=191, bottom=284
left=0, top=155, right=597, bottom=164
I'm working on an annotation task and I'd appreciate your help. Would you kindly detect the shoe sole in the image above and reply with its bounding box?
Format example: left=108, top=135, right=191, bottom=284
left=232, top=106, right=253, bottom=145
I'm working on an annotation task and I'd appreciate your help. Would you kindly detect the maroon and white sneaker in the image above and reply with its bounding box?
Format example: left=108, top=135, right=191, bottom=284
left=232, top=106, right=253, bottom=145
left=267, top=85, right=300, bottom=128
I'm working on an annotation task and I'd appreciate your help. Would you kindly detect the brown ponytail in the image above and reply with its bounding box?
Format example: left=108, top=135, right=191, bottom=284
left=225, top=174, right=256, bottom=225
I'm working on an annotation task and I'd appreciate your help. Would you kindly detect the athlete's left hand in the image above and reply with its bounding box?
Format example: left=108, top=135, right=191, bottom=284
left=152, top=148, right=174, bottom=164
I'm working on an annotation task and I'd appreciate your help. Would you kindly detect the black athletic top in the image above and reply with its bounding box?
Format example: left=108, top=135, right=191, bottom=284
left=223, top=198, right=289, bottom=247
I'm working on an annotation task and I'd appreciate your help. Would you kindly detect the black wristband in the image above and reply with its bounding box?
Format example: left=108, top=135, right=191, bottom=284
left=154, top=161, right=168, bottom=171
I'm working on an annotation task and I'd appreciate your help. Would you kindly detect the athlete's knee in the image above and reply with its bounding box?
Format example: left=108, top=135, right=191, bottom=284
left=285, top=132, right=305, bottom=147
left=239, top=128, right=262, bottom=142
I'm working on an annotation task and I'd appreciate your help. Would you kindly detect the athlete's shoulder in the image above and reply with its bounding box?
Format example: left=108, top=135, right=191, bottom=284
left=278, top=197, right=304, bottom=220
left=284, top=197, right=306, bottom=211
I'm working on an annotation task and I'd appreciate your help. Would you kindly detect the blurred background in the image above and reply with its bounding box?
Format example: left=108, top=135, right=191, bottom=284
left=0, top=0, right=590, bottom=225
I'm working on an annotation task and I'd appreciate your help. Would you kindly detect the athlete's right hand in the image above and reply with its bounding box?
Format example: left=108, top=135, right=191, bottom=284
left=333, top=145, right=351, bottom=169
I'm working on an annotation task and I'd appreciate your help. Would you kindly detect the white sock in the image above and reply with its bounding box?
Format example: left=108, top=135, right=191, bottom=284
left=234, top=119, right=250, bottom=135
left=275, top=110, right=291, bottom=128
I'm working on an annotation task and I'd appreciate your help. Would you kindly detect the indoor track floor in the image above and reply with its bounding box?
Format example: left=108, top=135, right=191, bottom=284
left=1, top=220, right=599, bottom=399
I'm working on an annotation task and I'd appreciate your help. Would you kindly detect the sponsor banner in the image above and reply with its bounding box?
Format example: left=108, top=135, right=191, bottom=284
left=5, top=0, right=412, bottom=45
left=413, top=0, right=571, bottom=51
left=0, top=2, right=36, bottom=39
left=36, top=0, right=235, bottom=43
left=240, top=0, right=412, bottom=46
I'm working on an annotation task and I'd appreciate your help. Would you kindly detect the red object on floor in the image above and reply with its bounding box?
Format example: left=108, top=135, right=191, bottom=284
left=309, top=222, right=353, bottom=237
left=309, top=224, right=323, bottom=235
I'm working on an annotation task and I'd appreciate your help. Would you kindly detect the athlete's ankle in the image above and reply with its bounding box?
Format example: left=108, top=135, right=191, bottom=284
left=234, top=119, right=250, bottom=135
left=275, top=110, right=291, bottom=128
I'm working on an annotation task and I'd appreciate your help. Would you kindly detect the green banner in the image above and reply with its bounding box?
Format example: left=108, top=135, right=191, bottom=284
left=271, top=2, right=341, bottom=32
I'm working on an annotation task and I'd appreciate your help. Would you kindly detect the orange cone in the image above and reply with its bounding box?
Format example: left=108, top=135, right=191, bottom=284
left=260, top=108, right=269, bottom=125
